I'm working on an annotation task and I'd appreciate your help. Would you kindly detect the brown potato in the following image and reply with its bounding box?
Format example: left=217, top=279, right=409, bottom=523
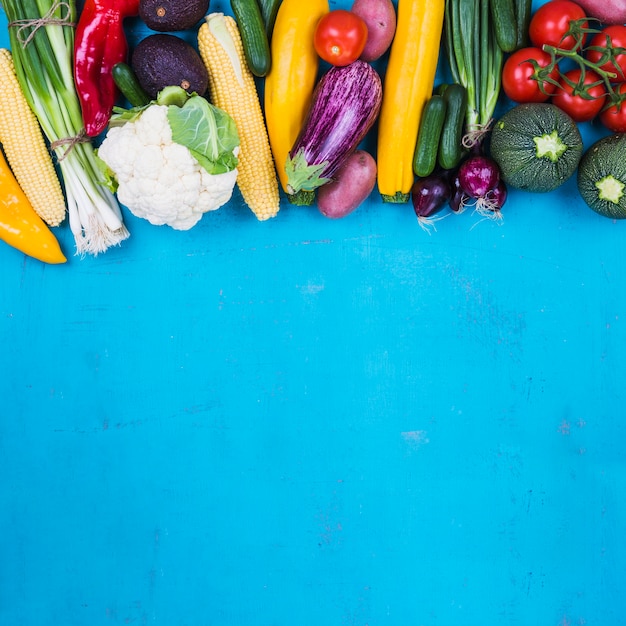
left=574, top=0, right=626, bottom=24
left=317, top=150, right=377, bottom=219
left=351, top=0, right=397, bottom=62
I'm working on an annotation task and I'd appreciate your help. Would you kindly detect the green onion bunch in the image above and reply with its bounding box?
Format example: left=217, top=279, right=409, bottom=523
left=444, top=0, right=503, bottom=146
left=1, top=0, right=129, bottom=256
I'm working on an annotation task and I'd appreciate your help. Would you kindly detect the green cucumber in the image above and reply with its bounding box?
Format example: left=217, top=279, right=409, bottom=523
left=413, top=95, right=447, bottom=178
left=258, top=0, right=282, bottom=38
left=514, top=0, right=533, bottom=49
left=112, top=63, right=151, bottom=107
left=230, top=0, right=272, bottom=77
left=438, top=83, right=467, bottom=171
left=489, top=0, right=518, bottom=53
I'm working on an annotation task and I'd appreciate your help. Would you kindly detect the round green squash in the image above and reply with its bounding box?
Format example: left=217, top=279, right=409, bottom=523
left=577, top=133, right=626, bottom=219
left=489, top=103, right=583, bottom=193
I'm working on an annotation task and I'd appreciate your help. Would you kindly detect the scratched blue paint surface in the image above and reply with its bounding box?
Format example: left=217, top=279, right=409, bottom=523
left=1, top=1, right=626, bottom=624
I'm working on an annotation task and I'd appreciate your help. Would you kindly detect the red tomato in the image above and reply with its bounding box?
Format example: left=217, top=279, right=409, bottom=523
left=551, top=69, right=606, bottom=122
left=529, top=0, right=587, bottom=50
left=586, top=25, right=626, bottom=80
left=599, top=83, right=626, bottom=132
left=502, top=47, right=560, bottom=103
left=313, top=10, right=368, bottom=66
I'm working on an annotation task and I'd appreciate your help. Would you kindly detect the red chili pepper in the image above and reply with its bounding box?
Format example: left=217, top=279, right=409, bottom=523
left=74, top=0, right=140, bottom=137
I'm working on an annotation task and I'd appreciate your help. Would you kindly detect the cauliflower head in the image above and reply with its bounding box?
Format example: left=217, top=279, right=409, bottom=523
left=98, top=95, right=239, bottom=230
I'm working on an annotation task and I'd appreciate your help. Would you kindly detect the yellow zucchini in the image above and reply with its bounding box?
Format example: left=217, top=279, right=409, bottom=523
left=264, top=0, right=329, bottom=203
left=376, top=0, right=446, bottom=203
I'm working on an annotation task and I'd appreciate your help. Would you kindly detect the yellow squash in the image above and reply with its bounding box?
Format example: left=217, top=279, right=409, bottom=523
left=264, top=0, right=329, bottom=201
left=377, top=0, right=446, bottom=203
left=0, top=149, right=66, bottom=264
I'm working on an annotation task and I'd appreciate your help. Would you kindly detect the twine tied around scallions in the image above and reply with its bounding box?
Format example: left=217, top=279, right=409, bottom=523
left=8, top=1, right=74, bottom=47
left=3, top=0, right=129, bottom=256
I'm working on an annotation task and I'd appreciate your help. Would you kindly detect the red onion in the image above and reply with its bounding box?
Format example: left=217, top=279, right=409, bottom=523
left=412, top=174, right=451, bottom=231
left=458, top=155, right=500, bottom=199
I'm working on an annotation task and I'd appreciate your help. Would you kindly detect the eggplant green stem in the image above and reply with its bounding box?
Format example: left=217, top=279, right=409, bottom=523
left=285, top=148, right=331, bottom=195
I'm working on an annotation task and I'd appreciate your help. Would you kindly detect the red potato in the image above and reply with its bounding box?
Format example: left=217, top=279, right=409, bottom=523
left=317, top=150, right=377, bottom=219
left=574, top=0, right=626, bottom=24
left=350, top=0, right=397, bottom=62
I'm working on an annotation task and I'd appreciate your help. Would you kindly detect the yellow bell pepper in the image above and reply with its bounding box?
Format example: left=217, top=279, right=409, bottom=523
left=0, top=149, right=66, bottom=264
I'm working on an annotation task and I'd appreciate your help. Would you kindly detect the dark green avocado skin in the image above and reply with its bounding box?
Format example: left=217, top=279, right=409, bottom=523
left=139, top=0, right=210, bottom=32
left=131, top=33, right=209, bottom=99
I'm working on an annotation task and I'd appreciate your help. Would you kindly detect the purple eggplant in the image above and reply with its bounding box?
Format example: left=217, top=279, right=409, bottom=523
left=285, top=60, right=383, bottom=195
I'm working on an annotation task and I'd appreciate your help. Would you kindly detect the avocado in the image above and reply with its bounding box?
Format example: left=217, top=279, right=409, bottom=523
left=131, top=34, right=209, bottom=99
left=139, top=0, right=209, bottom=32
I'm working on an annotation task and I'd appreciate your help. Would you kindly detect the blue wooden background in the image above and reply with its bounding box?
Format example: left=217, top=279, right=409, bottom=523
left=1, top=1, right=625, bottom=624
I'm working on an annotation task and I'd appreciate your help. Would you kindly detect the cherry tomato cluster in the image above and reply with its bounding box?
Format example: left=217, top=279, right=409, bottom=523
left=501, top=0, right=626, bottom=132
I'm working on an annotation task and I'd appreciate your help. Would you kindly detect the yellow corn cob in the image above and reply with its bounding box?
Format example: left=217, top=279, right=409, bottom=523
left=0, top=48, right=66, bottom=227
left=198, top=13, right=280, bottom=221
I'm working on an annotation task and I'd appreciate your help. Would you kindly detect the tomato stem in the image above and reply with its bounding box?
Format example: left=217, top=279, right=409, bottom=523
left=531, top=19, right=626, bottom=105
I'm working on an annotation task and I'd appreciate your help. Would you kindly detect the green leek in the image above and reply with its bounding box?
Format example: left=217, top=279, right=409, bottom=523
left=1, top=0, right=129, bottom=255
left=444, top=0, right=503, bottom=146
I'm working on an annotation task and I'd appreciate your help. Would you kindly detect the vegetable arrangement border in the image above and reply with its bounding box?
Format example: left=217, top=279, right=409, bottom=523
left=0, top=0, right=624, bottom=265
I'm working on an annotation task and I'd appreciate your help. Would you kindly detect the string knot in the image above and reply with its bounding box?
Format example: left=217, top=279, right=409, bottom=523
left=8, top=1, right=74, bottom=48
left=50, top=129, right=90, bottom=161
